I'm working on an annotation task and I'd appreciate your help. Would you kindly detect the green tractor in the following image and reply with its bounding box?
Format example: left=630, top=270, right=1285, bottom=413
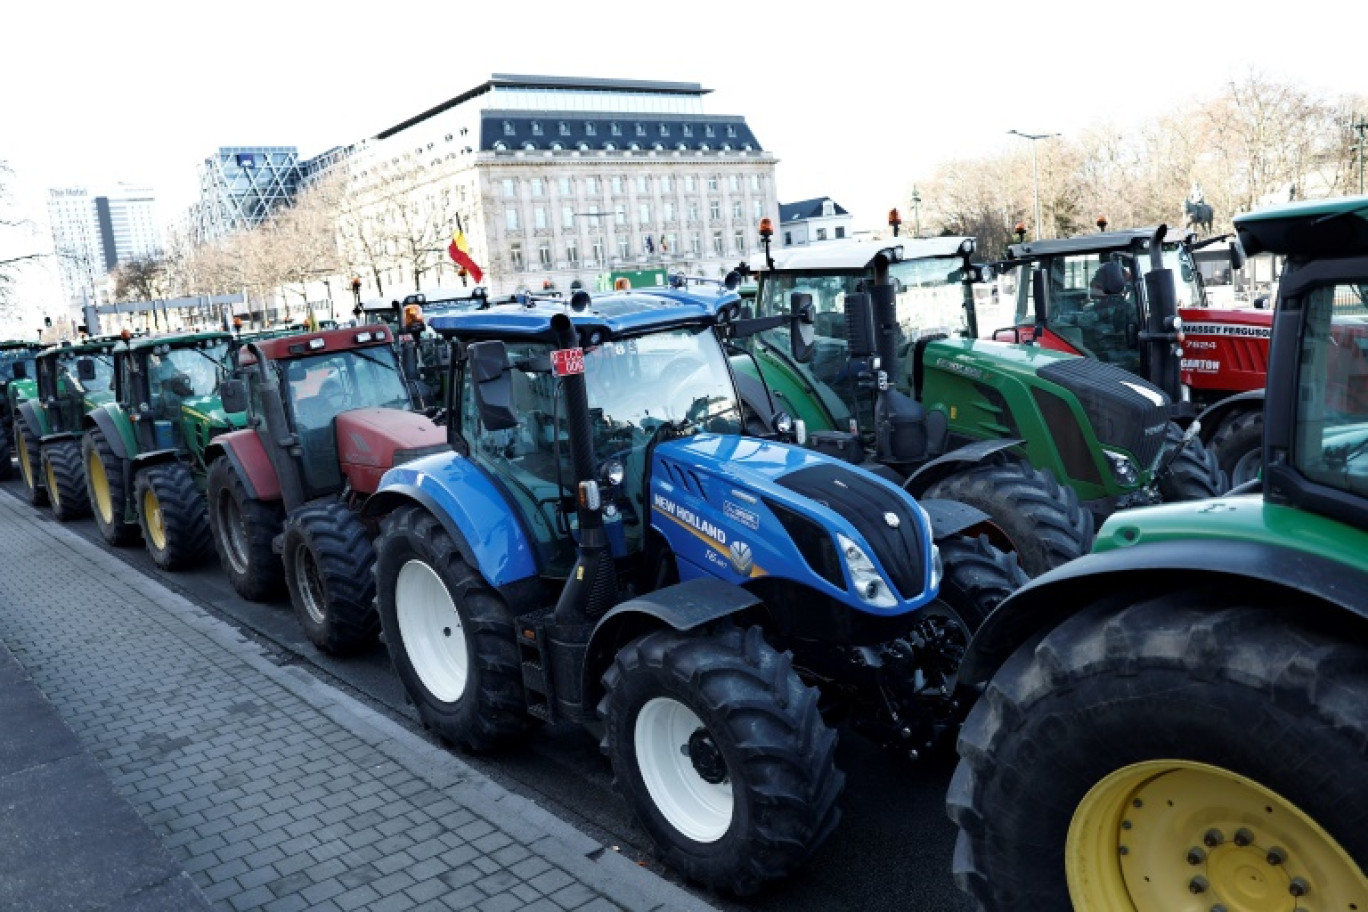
left=736, top=234, right=1224, bottom=576
left=0, top=340, right=43, bottom=481
left=947, top=195, right=1368, bottom=910
left=83, top=331, right=238, bottom=568
left=12, top=338, right=119, bottom=518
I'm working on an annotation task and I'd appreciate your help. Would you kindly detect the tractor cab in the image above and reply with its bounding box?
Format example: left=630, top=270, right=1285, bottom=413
left=115, top=332, right=237, bottom=455
left=33, top=337, right=119, bottom=434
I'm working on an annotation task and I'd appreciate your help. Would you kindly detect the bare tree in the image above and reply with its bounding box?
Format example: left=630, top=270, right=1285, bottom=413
left=0, top=161, right=50, bottom=321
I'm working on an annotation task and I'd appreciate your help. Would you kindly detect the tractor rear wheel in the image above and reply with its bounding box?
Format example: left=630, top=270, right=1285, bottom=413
left=41, top=439, right=90, bottom=521
left=947, top=596, right=1368, bottom=911
left=1158, top=422, right=1229, bottom=502
left=15, top=419, right=46, bottom=507
left=207, top=458, right=284, bottom=602
left=84, top=428, right=137, bottom=546
left=282, top=500, right=379, bottom=655
left=600, top=625, right=843, bottom=896
left=134, top=463, right=212, bottom=570
left=1210, top=408, right=1263, bottom=488
left=373, top=505, right=532, bottom=750
left=923, top=460, right=1093, bottom=577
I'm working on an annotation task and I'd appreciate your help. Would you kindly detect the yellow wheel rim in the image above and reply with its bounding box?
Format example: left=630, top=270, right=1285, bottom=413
left=44, top=457, right=59, bottom=507
left=1067, top=760, right=1368, bottom=912
left=142, top=487, right=166, bottom=551
left=18, top=436, right=32, bottom=487
left=88, top=450, right=113, bottom=524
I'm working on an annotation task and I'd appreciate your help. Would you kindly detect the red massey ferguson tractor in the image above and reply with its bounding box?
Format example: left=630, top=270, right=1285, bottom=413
left=205, top=325, right=449, bottom=653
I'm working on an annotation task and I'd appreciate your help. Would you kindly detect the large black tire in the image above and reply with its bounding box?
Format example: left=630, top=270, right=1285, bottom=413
left=923, top=460, right=1093, bottom=577
left=282, top=500, right=379, bottom=655
left=948, top=596, right=1368, bottom=910
left=14, top=418, right=46, bottom=507
left=83, top=428, right=138, bottom=546
left=40, top=439, right=90, bottom=521
left=133, top=463, right=213, bottom=571
left=0, top=426, right=12, bottom=481
left=1209, top=407, right=1263, bottom=488
left=373, top=505, right=532, bottom=749
left=206, top=458, right=285, bottom=602
left=599, top=625, right=843, bottom=896
left=933, top=534, right=1030, bottom=681
left=1157, top=421, right=1229, bottom=502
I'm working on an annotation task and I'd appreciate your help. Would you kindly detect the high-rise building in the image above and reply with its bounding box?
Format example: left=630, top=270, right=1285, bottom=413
left=95, top=183, right=162, bottom=268
left=47, top=184, right=167, bottom=316
left=306, top=74, right=779, bottom=297
left=194, top=146, right=304, bottom=242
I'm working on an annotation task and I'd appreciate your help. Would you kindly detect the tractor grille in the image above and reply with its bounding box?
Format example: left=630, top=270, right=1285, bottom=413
left=1036, top=358, right=1169, bottom=471
left=775, top=464, right=924, bottom=600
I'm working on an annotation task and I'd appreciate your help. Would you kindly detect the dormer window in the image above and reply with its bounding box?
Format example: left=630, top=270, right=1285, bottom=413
left=704, top=124, right=715, bottom=137
left=522, top=141, right=537, bottom=151
left=558, top=121, right=570, bottom=136
left=493, top=141, right=508, bottom=151
left=635, top=123, right=646, bottom=137
left=531, top=121, right=543, bottom=136
left=726, top=125, right=737, bottom=137
left=585, top=122, right=596, bottom=136
left=682, top=124, right=693, bottom=137
left=822, top=199, right=835, bottom=217
left=502, top=121, right=515, bottom=136
left=660, top=123, right=670, bottom=137
left=610, top=122, right=622, bottom=136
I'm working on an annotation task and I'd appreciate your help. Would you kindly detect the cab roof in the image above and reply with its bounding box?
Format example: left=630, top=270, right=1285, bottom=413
left=237, top=324, right=396, bottom=364
left=1235, top=195, right=1368, bottom=259
left=128, top=330, right=233, bottom=352
left=0, top=340, right=43, bottom=351
left=755, top=236, right=974, bottom=272
left=1007, top=227, right=1195, bottom=260
left=37, top=337, right=123, bottom=359
left=428, top=286, right=740, bottom=342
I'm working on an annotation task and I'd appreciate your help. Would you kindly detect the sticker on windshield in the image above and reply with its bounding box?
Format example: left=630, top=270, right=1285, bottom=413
left=550, top=348, right=585, bottom=377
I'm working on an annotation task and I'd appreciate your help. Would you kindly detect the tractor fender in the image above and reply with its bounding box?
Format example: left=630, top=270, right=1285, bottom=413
left=84, top=407, right=136, bottom=462
left=38, top=430, right=81, bottom=446
left=205, top=430, right=282, bottom=502
left=917, top=497, right=994, bottom=541
left=130, top=448, right=182, bottom=474
left=900, top=437, right=1023, bottom=498
left=361, top=456, right=538, bottom=588
left=15, top=400, right=46, bottom=441
left=959, top=538, right=1368, bottom=687
left=1193, top=389, right=1264, bottom=443
left=581, top=577, right=764, bottom=713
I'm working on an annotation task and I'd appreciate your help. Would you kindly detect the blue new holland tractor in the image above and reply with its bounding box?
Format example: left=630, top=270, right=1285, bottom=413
left=363, top=282, right=1027, bottom=895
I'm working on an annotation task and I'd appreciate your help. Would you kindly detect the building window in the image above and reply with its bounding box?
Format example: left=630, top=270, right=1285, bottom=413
left=726, top=125, right=737, bottom=137
left=558, top=177, right=571, bottom=195
left=563, top=206, right=575, bottom=229
left=559, top=121, right=570, bottom=136
left=531, top=121, right=543, bottom=136
left=709, top=200, right=720, bottom=220
left=611, top=176, right=623, bottom=194
left=685, top=175, right=696, bottom=192
left=713, top=231, right=724, bottom=255
left=567, top=241, right=579, bottom=265
left=585, top=122, right=596, bottom=136
left=707, top=176, right=719, bottom=191
left=704, top=124, right=715, bottom=137
left=493, top=141, right=508, bottom=152
left=688, top=202, right=699, bottom=221
left=660, top=175, right=672, bottom=192
left=682, top=124, right=693, bottom=137
left=663, top=202, right=675, bottom=222
left=610, top=122, right=621, bottom=136
left=734, top=229, right=746, bottom=252
left=585, top=176, right=599, bottom=195
left=550, top=142, right=564, bottom=152
left=506, top=209, right=520, bottom=231
left=664, top=232, right=676, bottom=253
left=510, top=242, right=524, bottom=269
left=784, top=231, right=792, bottom=246
left=538, top=242, right=552, bottom=266
left=729, top=175, right=740, bottom=192
left=753, top=200, right=763, bottom=219
left=822, top=199, right=835, bottom=217
left=732, top=201, right=742, bottom=219
left=502, top=178, right=516, bottom=198
left=635, top=123, right=646, bottom=137
left=534, top=207, right=547, bottom=230
left=817, top=228, right=827, bottom=241
left=636, top=175, right=649, bottom=193
left=530, top=178, right=544, bottom=197
left=592, top=239, right=604, bottom=265
left=751, top=174, right=761, bottom=191
left=835, top=226, right=846, bottom=239
left=659, top=123, right=670, bottom=136
left=615, top=205, right=626, bottom=225
left=502, top=121, right=515, bottom=136
left=691, top=233, right=702, bottom=255
left=639, top=203, right=651, bottom=224
left=618, top=236, right=630, bottom=259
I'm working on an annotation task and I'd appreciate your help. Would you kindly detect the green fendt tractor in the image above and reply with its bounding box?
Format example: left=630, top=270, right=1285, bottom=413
left=83, top=331, right=237, bottom=568
left=12, top=338, right=119, bottom=518
left=0, top=340, right=43, bottom=481
left=736, top=233, right=1223, bottom=576
left=947, top=195, right=1368, bottom=911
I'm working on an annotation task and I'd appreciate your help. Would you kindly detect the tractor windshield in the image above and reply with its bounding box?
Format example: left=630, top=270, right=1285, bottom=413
left=1294, top=282, right=1368, bottom=496
left=1136, top=244, right=1205, bottom=308
left=0, top=351, right=35, bottom=382
left=281, top=346, right=411, bottom=435
left=59, top=352, right=115, bottom=394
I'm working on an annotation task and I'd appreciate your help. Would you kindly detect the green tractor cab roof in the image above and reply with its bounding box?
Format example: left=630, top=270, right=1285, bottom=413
left=128, top=331, right=233, bottom=352
left=37, top=338, right=122, bottom=360
left=1235, top=195, right=1368, bottom=258
left=0, top=340, right=44, bottom=351
left=428, top=286, right=743, bottom=343
left=755, top=235, right=974, bottom=272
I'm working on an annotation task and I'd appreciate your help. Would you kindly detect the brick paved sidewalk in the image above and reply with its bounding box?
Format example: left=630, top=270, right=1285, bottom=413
left=0, top=493, right=716, bottom=912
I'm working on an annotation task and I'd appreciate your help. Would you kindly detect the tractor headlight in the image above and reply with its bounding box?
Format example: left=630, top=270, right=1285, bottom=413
left=600, top=459, right=625, bottom=486
left=929, top=542, right=943, bottom=593
left=772, top=410, right=793, bottom=436
left=836, top=532, right=897, bottom=608
left=1104, top=449, right=1140, bottom=486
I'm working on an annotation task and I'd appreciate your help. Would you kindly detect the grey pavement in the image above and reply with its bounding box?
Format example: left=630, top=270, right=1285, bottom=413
left=0, top=491, right=719, bottom=912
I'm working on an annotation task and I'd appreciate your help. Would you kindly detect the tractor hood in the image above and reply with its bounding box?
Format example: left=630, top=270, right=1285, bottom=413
left=650, top=434, right=938, bottom=618
left=335, top=407, right=449, bottom=495
left=180, top=395, right=246, bottom=431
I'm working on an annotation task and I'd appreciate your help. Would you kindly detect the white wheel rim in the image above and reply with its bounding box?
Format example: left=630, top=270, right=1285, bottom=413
left=395, top=560, right=468, bottom=703
left=635, top=697, right=733, bottom=843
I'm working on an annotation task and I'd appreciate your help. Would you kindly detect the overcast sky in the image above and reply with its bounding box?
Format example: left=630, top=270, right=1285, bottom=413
left=3, top=0, right=1363, bottom=321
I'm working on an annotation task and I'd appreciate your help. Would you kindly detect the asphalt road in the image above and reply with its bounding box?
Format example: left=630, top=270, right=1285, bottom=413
left=0, top=478, right=972, bottom=912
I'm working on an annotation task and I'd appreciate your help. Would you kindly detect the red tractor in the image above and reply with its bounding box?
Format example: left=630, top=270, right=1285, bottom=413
left=205, top=325, right=448, bottom=653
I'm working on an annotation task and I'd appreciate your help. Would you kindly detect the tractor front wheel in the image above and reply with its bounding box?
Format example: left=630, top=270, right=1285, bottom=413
left=600, top=625, right=843, bottom=896
left=15, top=419, right=46, bottom=507
left=281, top=500, right=378, bottom=655
left=373, top=505, right=531, bottom=750
left=1210, top=408, right=1264, bottom=488
left=1158, top=422, right=1229, bottom=502
left=41, top=439, right=90, bottom=521
left=134, top=463, right=212, bottom=570
left=206, top=458, right=284, bottom=602
left=947, top=597, right=1368, bottom=911
left=84, top=428, right=137, bottom=546
left=923, top=460, right=1093, bottom=577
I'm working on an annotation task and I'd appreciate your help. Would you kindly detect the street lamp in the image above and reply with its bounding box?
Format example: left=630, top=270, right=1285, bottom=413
left=1008, top=129, right=1061, bottom=240
left=1351, top=115, right=1368, bottom=196
left=910, top=187, right=923, bottom=238
left=350, top=277, right=363, bottom=321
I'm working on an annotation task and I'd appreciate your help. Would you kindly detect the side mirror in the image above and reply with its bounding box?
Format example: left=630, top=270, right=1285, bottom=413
left=843, top=292, right=876, bottom=357
left=11, top=361, right=26, bottom=380
left=76, top=358, right=96, bottom=382
left=1253, top=295, right=1269, bottom=310
left=789, top=293, right=816, bottom=364
left=1031, top=268, right=1051, bottom=337
left=1230, top=240, right=1247, bottom=272
left=220, top=378, right=249, bottom=414
left=467, top=340, right=519, bottom=430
